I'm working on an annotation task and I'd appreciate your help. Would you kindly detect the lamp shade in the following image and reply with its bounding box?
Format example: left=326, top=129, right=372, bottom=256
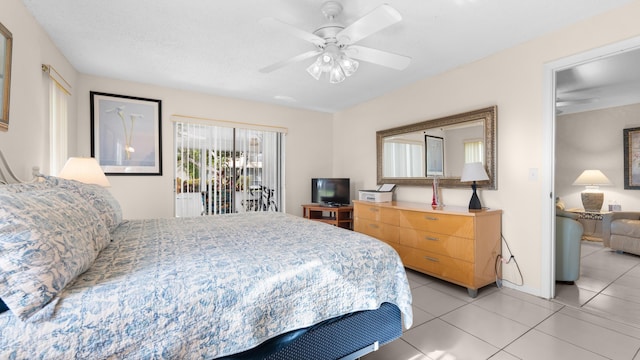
left=460, top=162, right=489, bottom=182
left=572, top=170, right=610, bottom=186
left=58, top=157, right=111, bottom=187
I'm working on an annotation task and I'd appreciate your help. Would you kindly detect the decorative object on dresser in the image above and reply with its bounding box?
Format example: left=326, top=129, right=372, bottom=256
left=0, top=21, right=12, bottom=132
left=58, top=157, right=111, bottom=187
left=301, top=203, right=353, bottom=230
left=572, top=169, right=611, bottom=212
left=353, top=200, right=502, bottom=298
left=460, top=162, right=490, bottom=210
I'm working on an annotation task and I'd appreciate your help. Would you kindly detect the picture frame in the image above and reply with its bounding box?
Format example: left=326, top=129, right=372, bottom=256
left=0, top=22, right=13, bottom=132
left=425, top=135, right=444, bottom=176
left=90, top=91, right=162, bottom=175
left=624, top=127, right=640, bottom=189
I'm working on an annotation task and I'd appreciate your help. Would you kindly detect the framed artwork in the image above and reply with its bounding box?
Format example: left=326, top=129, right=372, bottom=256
left=90, top=91, right=162, bottom=175
left=425, top=135, right=444, bottom=176
left=0, top=21, right=13, bottom=132
left=624, top=127, right=640, bottom=189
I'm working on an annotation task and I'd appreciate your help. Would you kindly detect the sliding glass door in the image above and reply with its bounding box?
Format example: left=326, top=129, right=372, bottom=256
left=174, top=121, right=284, bottom=217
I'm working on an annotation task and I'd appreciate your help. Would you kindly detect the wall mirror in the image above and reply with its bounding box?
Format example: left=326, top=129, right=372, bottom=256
left=0, top=21, right=12, bottom=132
left=377, top=106, right=497, bottom=189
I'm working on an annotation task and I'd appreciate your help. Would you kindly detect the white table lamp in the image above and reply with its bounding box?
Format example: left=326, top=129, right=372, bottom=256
left=460, top=162, right=489, bottom=210
left=573, top=169, right=610, bottom=212
left=58, top=157, right=111, bottom=187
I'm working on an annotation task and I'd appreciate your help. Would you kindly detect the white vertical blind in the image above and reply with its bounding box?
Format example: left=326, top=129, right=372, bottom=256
left=174, top=120, right=284, bottom=217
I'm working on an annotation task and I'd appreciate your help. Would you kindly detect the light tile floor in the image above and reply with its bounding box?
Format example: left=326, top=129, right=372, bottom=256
left=363, top=241, right=640, bottom=359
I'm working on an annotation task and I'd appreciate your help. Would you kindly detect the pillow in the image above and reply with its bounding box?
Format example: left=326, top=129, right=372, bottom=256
left=0, top=177, right=57, bottom=193
left=557, top=209, right=579, bottom=220
left=0, top=188, right=110, bottom=321
left=45, top=176, right=123, bottom=233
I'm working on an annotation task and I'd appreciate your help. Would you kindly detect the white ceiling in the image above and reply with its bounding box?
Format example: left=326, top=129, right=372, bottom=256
left=22, top=0, right=635, bottom=113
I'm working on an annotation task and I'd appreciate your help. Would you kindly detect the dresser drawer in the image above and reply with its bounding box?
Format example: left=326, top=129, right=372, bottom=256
left=401, top=248, right=474, bottom=286
left=354, top=218, right=399, bottom=244
left=400, top=210, right=474, bottom=238
left=399, top=228, right=474, bottom=262
left=354, top=203, right=399, bottom=225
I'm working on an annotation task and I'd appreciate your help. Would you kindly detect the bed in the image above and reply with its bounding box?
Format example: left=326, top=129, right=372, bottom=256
left=0, top=174, right=413, bottom=359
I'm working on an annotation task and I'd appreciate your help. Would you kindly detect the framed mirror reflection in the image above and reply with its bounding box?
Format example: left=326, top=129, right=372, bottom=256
left=376, top=106, right=497, bottom=189
left=0, top=21, right=12, bottom=132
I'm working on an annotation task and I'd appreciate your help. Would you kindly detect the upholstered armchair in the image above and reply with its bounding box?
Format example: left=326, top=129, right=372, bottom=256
left=556, top=210, right=584, bottom=282
left=602, top=212, right=640, bottom=256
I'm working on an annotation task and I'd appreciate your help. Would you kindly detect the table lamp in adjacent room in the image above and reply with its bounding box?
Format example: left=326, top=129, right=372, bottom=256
left=572, top=169, right=610, bottom=212
left=58, top=157, right=111, bottom=187
left=460, top=162, right=489, bottom=210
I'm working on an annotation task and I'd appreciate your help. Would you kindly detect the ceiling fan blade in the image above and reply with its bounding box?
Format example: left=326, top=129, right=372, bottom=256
left=259, top=50, right=322, bottom=73
left=336, top=4, right=402, bottom=45
left=556, top=97, right=599, bottom=107
left=259, top=17, right=326, bottom=47
left=345, top=45, right=411, bottom=70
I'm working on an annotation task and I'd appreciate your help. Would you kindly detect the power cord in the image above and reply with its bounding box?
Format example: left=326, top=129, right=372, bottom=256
left=495, top=234, right=524, bottom=288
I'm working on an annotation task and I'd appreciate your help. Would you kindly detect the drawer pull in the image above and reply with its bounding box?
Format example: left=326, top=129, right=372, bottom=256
left=424, top=236, right=439, bottom=241
left=369, top=208, right=379, bottom=212
left=424, top=216, right=439, bottom=221
left=369, top=224, right=379, bottom=229
left=424, top=256, right=440, bottom=262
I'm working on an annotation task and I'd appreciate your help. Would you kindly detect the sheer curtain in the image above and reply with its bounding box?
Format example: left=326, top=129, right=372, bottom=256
left=174, top=118, right=285, bottom=217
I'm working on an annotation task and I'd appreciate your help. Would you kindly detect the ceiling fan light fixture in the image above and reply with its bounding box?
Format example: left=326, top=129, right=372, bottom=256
left=306, top=56, right=324, bottom=80
left=306, top=50, right=357, bottom=83
left=338, top=55, right=359, bottom=77
left=329, top=65, right=346, bottom=84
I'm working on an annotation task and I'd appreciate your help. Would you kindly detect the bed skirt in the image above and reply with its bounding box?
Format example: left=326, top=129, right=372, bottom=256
left=221, top=302, right=402, bottom=360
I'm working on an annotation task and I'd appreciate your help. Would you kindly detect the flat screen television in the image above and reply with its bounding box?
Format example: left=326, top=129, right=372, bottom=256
left=311, top=178, right=350, bottom=206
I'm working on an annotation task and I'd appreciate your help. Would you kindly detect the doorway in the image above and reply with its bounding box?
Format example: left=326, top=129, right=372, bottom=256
left=543, top=36, right=640, bottom=299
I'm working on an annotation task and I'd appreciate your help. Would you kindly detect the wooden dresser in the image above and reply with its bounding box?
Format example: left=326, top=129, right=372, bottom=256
left=353, top=200, right=502, bottom=297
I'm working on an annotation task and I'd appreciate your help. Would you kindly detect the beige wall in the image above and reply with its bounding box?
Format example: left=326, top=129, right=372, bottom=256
left=557, top=103, right=640, bottom=211
left=77, top=75, right=333, bottom=219
left=0, top=0, right=78, bottom=179
left=333, top=1, right=640, bottom=296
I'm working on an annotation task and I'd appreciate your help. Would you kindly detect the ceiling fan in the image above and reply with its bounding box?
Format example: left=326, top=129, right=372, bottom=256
left=259, top=1, right=411, bottom=83
left=555, top=96, right=599, bottom=114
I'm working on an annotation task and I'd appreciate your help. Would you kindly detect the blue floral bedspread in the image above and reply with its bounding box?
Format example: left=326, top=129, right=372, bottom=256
left=0, top=212, right=412, bottom=359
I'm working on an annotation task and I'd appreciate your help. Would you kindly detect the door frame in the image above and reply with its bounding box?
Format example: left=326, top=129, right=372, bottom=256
left=542, top=36, right=640, bottom=299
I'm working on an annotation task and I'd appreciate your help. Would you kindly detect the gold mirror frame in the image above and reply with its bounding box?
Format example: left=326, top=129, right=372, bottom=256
left=0, top=21, right=12, bottom=132
left=376, top=106, right=497, bottom=189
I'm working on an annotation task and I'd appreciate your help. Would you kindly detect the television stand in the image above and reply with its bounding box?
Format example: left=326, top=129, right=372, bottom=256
left=302, top=204, right=353, bottom=230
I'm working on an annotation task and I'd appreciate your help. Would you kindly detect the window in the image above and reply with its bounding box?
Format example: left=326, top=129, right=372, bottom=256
left=464, top=139, right=484, bottom=164
left=44, top=65, right=71, bottom=175
left=383, top=140, right=424, bottom=177
left=174, top=118, right=285, bottom=217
